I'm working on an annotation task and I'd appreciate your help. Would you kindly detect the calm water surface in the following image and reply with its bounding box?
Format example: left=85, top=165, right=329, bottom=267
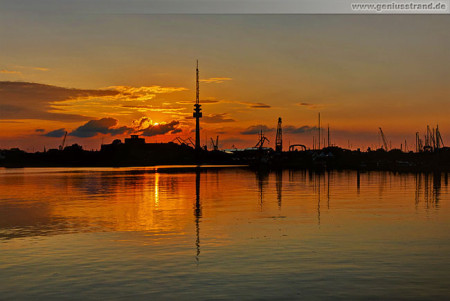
left=1, top=167, right=449, bottom=300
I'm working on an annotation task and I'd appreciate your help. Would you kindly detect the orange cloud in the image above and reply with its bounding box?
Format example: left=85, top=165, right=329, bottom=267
left=14, top=65, right=49, bottom=72
left=0, top=70, right=22, bottom=75
left=107, top=86, right=188, bottom=96
left=199, top=77, right=232, bottom=84
left=32, top=67, right=49, bottom=71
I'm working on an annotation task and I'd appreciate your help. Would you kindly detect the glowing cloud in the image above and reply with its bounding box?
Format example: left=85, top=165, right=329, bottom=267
left=200, top=77, right=232, bottom=84
left=0, top=70, right=22, bottom=75
left=31, top=67, right=49, bottom=71
left=140, top=120, right=180, bottom=137
left=109, top=85, right=188, bottom=101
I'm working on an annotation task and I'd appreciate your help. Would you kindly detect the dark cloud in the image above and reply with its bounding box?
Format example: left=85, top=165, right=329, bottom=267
left=35, top=128, right=45, bottom=133
left=170, top=128, right=182, bottom=134
left=203, top=113, right=235, bottom=123
left=190, top=127, right=204, bottom=133
left=44, top=128, right=66, bottom=138
left=70, top=118, right=131, bottom=138
left=240, top=124, right=317, bottom=135
left=297, top=102, right=324, bottom=110
left=284, top=125, right=318, bottom=134
left=241, top=125, right=275, bottom=135
left=0, top=81, right=118, bottom=121
left=141, top=120, right=180, bottom=137
left=233, top=101, right=272, bottom=109
left=248, top=102, right=271, bottom=109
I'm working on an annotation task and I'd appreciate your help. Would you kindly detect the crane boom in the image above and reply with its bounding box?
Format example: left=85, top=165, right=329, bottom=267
left=210, top=136, right=219, bottom=151
left=379, top=127, right=388, bottom=151
left=255, top=129, right=269, bottom=149
left=59, top=131, right=68, bottom=151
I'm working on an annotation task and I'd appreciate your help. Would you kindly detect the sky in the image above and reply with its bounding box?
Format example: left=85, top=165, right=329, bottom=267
left=0, top=2, right=449, bottom=151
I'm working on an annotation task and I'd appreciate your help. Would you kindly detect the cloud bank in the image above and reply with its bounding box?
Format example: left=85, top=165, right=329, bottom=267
left=44, top=128, right=66, bottom=138
left=70, top=118, right=131, bottom=138
left=0, top=81, right=117, bottom=121
left=141, top=120, right=180, bottom=137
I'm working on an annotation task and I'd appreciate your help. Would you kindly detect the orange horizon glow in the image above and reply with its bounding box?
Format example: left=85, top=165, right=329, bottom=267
left=0, top=15, right=449, bottom=151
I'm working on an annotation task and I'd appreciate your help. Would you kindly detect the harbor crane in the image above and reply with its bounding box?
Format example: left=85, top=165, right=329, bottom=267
left=255, top=130, right=269, bottom=149
left=379, top=127, right=389, bottom=151
left=210, top=136, right=219, bottom=151
left=172, top=137, right=195, bottom=148
left=275, top=117, right=282, bottom=152
left=59, top=131, right=68, bottom=151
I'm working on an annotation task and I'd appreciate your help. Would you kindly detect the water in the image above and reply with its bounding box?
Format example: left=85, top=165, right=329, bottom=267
left=1, top=167, right=449, bottom=300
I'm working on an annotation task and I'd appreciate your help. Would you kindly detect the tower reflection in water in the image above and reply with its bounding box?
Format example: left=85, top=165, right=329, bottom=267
left=256, top=170, right=269, bottom=210
left=194, top=168, right=201, bottom=262
left=275, top=170, right=282, bottom=209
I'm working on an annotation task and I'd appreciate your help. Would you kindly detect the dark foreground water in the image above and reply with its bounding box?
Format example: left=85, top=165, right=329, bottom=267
left=0, top=167, right=449, bottom=300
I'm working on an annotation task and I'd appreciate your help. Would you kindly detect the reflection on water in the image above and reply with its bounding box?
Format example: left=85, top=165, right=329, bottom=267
left=414, top=172, right=444, bottom=208
left=275, top=170, right=282, bottom=209
left=194, top=168, right=201, bottom=261
left=0, top=167, right=449, bottom=300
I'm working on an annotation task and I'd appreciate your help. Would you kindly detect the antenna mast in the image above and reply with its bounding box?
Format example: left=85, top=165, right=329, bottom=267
left=318, top=113, right=321, bottom=150
left=193, top=60, right=202, bottom=151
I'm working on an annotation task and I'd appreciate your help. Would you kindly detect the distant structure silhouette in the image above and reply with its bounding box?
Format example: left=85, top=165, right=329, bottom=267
left=275, top=117, right=282, bottom=153
left=193, top=60, right=202, bottom=152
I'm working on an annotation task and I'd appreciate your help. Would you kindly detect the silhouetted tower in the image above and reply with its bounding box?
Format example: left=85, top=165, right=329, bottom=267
left=193, top=60, right=202, bottom=151
left=275, top=117, right=282, bottom=152
left=318, top=113, right=321, bottom=150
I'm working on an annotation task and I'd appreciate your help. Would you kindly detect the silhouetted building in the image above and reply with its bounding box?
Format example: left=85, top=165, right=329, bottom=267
left=124, top=135, right=145, bottom=145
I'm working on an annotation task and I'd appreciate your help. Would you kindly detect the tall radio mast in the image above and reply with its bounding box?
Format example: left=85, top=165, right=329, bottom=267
left=193, top=60, right=202, bottom=151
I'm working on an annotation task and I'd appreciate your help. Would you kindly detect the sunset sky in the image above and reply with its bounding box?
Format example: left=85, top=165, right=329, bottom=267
left=1, top=3, right=449, bottom=151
